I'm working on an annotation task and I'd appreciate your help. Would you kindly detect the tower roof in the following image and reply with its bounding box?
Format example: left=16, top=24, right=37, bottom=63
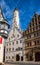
left=0, top=6, right=10, bottom=28
left=0, top=6, right=5, bottom=20
left=14, top=7, right=18, bottom=12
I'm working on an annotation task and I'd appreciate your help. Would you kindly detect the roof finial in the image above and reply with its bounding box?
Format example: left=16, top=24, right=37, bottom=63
left=14, top=7, right=18, bottom=12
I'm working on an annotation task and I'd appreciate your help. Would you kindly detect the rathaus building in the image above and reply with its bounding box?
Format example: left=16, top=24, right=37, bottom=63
left=5, top=8, right=25, bottom=62
left=23, top=13, right=40, bottom=61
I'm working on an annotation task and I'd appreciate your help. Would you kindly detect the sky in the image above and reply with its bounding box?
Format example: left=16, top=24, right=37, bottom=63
left=0, top=0, right=40, bottom=31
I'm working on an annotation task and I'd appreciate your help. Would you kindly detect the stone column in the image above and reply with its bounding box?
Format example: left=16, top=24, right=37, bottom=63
left=24, top=54, right=26, bottom=61
left=20, top=55, right=21, bottom=61
left=33, top=52, right=35, bottom=61
left=14, top=55, right=16, bottom=61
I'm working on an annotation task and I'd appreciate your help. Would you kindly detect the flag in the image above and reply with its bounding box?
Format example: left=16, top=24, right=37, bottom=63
left=0, top=37, right=2, bottom=44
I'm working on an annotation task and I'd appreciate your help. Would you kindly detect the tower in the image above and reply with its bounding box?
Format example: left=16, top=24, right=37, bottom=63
left=0, top=6, right=10, bottom=64
left=0, top=6, right=10, bottom=38
left=13, top=8, right=20, bottom=29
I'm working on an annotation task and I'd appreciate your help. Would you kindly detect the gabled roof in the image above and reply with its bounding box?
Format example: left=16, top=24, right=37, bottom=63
left=23, top=13, right=39, bottom=36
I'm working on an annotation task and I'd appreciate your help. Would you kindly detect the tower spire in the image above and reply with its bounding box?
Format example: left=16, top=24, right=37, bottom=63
left=13, top=8, right=20, bottom=29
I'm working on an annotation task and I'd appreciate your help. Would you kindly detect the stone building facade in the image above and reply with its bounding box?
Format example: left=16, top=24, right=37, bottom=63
left=5, top=8, right=25, bottom=62
left=23, top=13, right=40, bottom=61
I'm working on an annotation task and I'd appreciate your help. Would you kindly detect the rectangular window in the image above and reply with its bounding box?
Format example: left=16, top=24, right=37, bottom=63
left=12, top=48, right=14, bottom=51
left=7, top=44, right=8, bottom=46
left=35, top=22, right=37, bottom=25
left=9, top=43, right=11, bottom=45
left=7, top=48, right=8, bottom=51
left=16, top=41, right=18, bottom=44
left=9, top=48, right=11, bottom=51
left=37, top=40, right=39, bottom=45
left=27, top=42, right=29, bottom=47
left=27, top=35, right=31, bottom=39
left=13, top=42, right=14, bottom=45
left=12, top=56, right=14, bottom=59
left=34, top=33, right=38, bottom=37
left=35, top=41, right=36, bottom=45
left=30, top=42, right=31, bottom=46
left=36, top=26, right=38, bottom=30
left=33, top=23, right=34, bottom=26
left=9, top=56, right=10, bottom=59
left=1, top=24, right=5, bottom=29
left=39, top=21, right=40, bottom=24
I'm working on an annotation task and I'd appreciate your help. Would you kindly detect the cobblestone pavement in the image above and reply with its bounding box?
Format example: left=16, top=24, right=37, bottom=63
left=4, top=62, right=40, bottom=65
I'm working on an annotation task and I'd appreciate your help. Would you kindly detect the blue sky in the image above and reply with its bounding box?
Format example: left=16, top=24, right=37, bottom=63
left=0, top=0, right=40, bottom=31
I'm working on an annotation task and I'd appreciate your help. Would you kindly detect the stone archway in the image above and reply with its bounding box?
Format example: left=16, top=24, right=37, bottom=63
left=35, top=52, right=40, bottom=61
left=21, top=56, right=23, bottom=61
left=16, top=54, right=20, bottom=61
